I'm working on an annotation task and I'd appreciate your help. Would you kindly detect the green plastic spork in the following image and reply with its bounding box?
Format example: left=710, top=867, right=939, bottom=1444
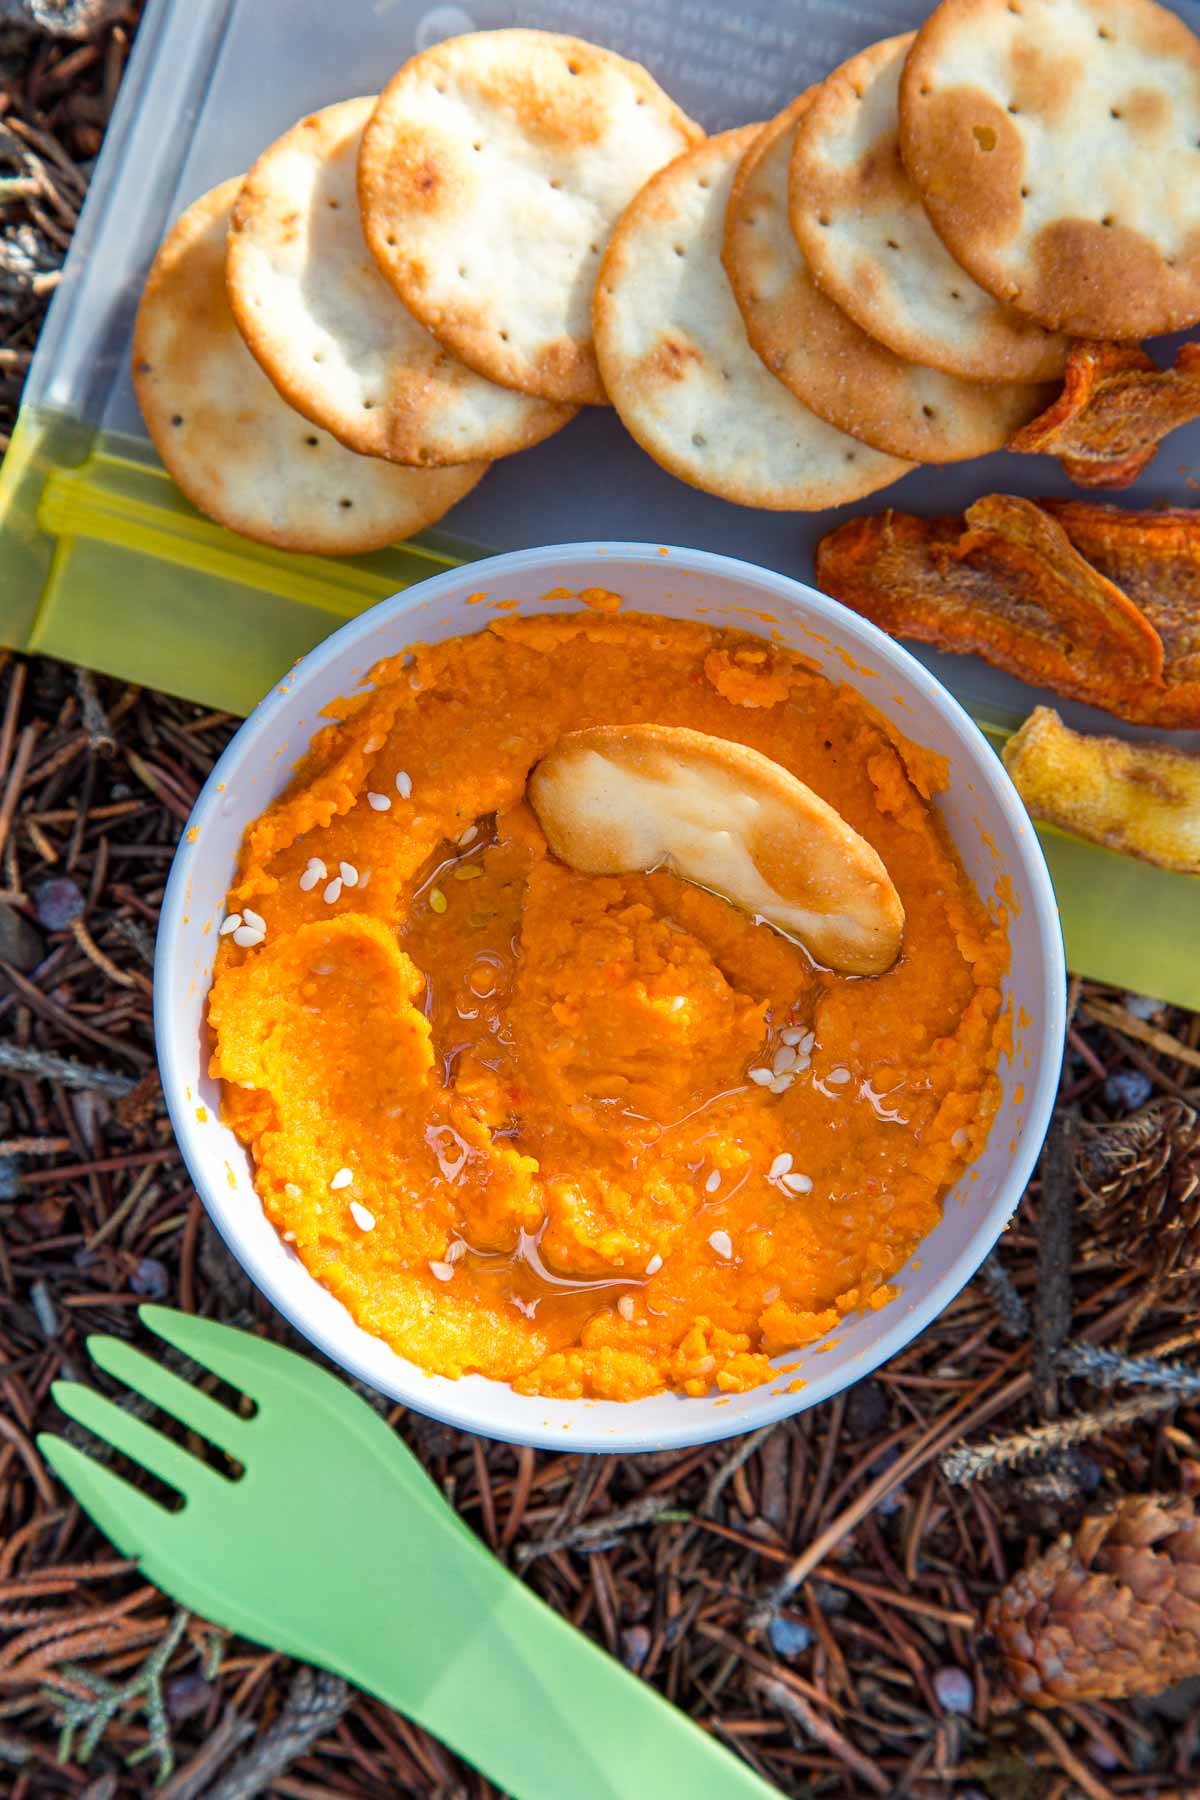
left=39, top=1306, right=776, bottom=1799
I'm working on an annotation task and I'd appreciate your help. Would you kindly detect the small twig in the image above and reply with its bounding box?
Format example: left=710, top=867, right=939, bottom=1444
left=201, top=1667, right=350, bottom=1800
left=515, top=1491, right=682, bottom=1566
left=1058, top=1342, right=1200, bottom=1398
left=977, top=1249, right=1030, bottom=1339
left=940, top=1389, right=1181, bottom=1485
left=73, top=669, right=115, bottom=756
left=0, top=1040, right=137, bottom=1098
left=44, top=1609, right=190, bottom=1783
left=757, top=1678, right=889, bottom=1795
left=1033, top=1109, right=1077, bottom=1421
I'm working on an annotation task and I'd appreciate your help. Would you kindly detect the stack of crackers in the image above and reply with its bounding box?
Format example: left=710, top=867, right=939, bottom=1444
left=133, top=1, right=1200, bottom=550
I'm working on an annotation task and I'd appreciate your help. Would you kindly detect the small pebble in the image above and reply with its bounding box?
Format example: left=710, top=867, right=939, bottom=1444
left=33, top=876, right=85, bottom=932
left=1104, top=1068, right=1153, bottom=1113
left=621, top=1624, right=651, bottom=1671
left=767, top=1613, right=813, bottom=1658
left=130, top=1256, right=169, bottom=1300
left=1087, top=1739, right=1121, bottom=1772
left=933, top=1665, right=974, bottom=1715
left=165, top=1672, right=214, bottom=1723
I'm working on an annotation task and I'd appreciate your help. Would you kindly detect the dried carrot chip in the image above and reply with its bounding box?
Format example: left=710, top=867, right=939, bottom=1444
left=1041, top=501, right=1200, bottom=727
left=1002, top=707, right=1200, bottom=875
left=814, top=495, right=1165, bottom=722
left=1008, top=342, right=1200, bottom=489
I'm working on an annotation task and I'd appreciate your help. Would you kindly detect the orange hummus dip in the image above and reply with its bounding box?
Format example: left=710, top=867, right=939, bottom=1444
left=209, top=611, right=1009, bottom=1400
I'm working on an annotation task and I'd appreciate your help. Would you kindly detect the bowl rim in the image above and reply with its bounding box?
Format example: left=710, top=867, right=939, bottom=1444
left=155, top=539, right=1066, bottom=1450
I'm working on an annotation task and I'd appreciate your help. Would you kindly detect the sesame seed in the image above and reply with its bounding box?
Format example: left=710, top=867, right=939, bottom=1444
left=782, top=1172, right=813, bottom=1194
left=617, top=1294, right=635, bottom=1321
left=645, top=1253, right=663, bottom=1275
left=748, top=1067, right=774, bottom=1086
left=780, top=1027, right=804, bottom=1045
left=708, top=1229, right=733, bottom=1260
left=307, top=857, right=327, bottom=876
left=299, top=867, right=321, bottom=891
left=429, top=887, right=447, bottom=914
left=705, top=1170, right=722, bottom=1193
left=769, top=1152, right=793, bottom=1180
left=350, top=1201, right=376, bottom=1231
left=367, top=791, right=392, bottom=812
left=242, top=909, right=265, bottom=932
left=769, top=1074, right=794, bottom=1094
left=773, top=1046, right=798, bottom=1074
left=232, top=925, right=264, bottom=948
left=827, top=1067, right=851, bottom=1085
left=395, top=770, right=412, bottom=798
left=363, top=736, right=383, bottom=754
left=459, top=825, right=478, bottom=845
left=323, top=877, right=343, bottom=905
left=800, top=1032, right=816, bottom=1052
left=339, top=861, right=359, bottom=887
left=429, top=1260, right=455, bottom=1282
left=219, top=913, right=242, bottom=935
left=330, top=1167, right=353, bottom=1190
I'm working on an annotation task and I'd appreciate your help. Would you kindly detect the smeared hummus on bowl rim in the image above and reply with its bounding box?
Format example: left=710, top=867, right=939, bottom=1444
left=207, top=600, right=1010, bottom=1401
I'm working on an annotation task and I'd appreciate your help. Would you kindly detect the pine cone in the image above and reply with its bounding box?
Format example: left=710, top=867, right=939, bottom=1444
left=1079, top=1098, right=1200, bottom=1286
left=989, top=1491, right=1200, bottom=1703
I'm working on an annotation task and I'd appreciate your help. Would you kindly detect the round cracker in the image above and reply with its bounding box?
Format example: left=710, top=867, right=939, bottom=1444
left=593, top=127, right=913, bottom=511
left=357, top=30, right=702, bottom=407
left=724, top=99, right=1055, bottom=462
left=529, top=724, right=905, bottom=976
left=132, top=181, right=486, bottom=555
left=789, top=35, right=1068, bottom=383
left=226, top=99, right=575, bottom=467
left=900, top=0, right=1200, bottom=339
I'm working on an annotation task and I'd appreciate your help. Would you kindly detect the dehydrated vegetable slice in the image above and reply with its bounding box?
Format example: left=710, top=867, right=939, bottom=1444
left=1008, top=342, right=1200, bottom=489
left=815, top=495, right=1164, bottom=721
left=1043, top=501, right=1200, bottom=726
left=1002, top=707, right=1200, bottom=875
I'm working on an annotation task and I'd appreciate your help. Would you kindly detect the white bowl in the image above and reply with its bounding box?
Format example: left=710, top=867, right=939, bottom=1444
left=156, top=543, right=1065, bottom=1451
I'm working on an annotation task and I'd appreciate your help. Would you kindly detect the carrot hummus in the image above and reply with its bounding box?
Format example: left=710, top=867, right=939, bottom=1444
left=208, top=610, right=1009, bottom=1400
